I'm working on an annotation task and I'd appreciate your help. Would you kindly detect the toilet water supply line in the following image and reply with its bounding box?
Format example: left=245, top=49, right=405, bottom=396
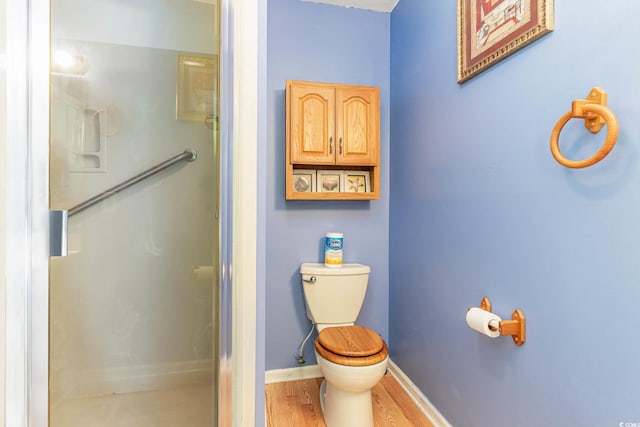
left=295, top=322, right=316, bottom=364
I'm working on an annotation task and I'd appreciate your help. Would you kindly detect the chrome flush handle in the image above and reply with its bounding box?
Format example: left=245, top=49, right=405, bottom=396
left=303, top=276, right=317, bottom=284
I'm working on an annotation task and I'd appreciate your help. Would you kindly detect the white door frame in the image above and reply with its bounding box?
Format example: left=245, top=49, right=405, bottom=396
left=5, top=0, right=50, bottom=425
left=4, top=0, right=258, bottom=425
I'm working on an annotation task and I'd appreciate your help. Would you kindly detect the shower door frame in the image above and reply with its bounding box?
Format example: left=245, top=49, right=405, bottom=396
left=4, top=0, right=259, bottom=425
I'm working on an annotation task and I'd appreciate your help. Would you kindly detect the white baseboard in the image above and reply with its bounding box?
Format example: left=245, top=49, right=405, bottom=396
left=52, top=359, right=213, bottom=400
left=264, top=364, right=323, bottom=384
left=387, top=360, right=453, bottom=427
left=264, top=359, right=452, bottom=427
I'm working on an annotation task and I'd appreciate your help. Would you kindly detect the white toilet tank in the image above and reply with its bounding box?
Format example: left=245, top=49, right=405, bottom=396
left=300, top=263, right=370, bottom=327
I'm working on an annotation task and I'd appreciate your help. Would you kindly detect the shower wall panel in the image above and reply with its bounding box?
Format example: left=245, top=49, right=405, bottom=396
left=49, top=0, right=218, bottom=402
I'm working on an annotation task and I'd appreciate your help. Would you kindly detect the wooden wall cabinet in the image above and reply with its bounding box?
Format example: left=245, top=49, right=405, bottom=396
left=286, top=80, right=380, bottom=200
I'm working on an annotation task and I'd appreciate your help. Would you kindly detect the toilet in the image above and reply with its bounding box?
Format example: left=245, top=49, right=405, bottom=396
left=300, top=263, right=388, bottom=427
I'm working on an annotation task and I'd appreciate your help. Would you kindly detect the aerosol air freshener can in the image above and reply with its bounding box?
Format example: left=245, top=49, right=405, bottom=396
left=324, top=232, right=343, bottom=268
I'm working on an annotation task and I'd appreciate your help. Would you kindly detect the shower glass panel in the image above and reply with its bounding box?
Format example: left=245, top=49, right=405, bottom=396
left=48, top=1, right=220, bottom=426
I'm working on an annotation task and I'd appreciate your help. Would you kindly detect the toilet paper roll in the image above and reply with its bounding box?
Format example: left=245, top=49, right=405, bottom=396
left=466, top=307, right=502, bottom=338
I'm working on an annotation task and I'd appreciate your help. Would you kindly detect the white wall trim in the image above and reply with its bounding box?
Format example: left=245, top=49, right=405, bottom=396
left=231, top=0, right=258, bottom=425
left=387, top=360, right=453, bottom=427
left=265, top=364, right=323, bottom=384
left=264, top=360, right=453, bottom=427
left=5, top=0, right=30, bottom=424
left=5, top=0, right=51, bottom=425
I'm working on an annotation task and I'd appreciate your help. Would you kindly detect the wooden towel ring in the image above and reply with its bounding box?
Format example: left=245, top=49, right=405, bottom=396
left=550, top=88, right=619, bottom=169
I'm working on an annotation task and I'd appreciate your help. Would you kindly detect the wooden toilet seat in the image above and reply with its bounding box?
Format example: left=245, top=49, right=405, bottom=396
left=315, top=325, right=388, bottom=367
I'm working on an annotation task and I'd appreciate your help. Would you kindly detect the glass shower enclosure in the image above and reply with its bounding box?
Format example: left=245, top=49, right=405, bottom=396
left=48, top=1, right=220, bottom=425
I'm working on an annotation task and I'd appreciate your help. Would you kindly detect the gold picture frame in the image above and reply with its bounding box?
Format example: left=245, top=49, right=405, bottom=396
left=177, top=53, right=217, bottom=122
left=457, top=0, right=553, bottom=83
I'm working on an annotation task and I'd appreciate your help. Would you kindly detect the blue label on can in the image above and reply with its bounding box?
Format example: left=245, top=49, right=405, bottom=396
left=325, top=237, right=343, bottom=250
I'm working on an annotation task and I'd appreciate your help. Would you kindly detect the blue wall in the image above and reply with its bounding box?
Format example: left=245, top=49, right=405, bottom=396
left=390, top=1, right=640, bottom=426
left=266, top=0, right=390, bottom=370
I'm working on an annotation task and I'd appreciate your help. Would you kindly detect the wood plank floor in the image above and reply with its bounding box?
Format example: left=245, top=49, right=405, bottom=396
left=265, top=374, right=435, bottom=427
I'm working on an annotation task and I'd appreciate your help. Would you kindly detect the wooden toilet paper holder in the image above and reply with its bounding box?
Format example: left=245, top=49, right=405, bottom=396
left=479, top=297, right=526, bottom=346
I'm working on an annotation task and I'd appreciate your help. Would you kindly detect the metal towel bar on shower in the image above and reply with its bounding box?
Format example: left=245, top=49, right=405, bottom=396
left=68, top=148, right=197, bottom=217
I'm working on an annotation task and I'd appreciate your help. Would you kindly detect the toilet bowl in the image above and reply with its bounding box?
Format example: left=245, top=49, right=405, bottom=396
left=300, top=263, right=388, bottom=427
left=314, top=325, right=388, bottom=427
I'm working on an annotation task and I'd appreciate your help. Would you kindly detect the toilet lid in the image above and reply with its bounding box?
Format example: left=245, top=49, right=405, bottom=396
left=317, top=325, right=384, bottom=357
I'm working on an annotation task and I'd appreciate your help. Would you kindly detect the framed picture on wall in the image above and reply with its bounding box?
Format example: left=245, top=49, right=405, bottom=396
left=177, top=53, right=217, bottom=122
left=343, top=171, right=370, bottom=193
left=292, top=169, right=316, bottom=193
left=317, top=171, right=342, bottom=193
left=457, top=0, right=554, bottom=83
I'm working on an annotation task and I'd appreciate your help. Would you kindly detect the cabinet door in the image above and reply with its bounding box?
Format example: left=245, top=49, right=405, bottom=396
left=335, top=86, right=379, bottom=166
left=289, top=83, right=335, bottom=164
